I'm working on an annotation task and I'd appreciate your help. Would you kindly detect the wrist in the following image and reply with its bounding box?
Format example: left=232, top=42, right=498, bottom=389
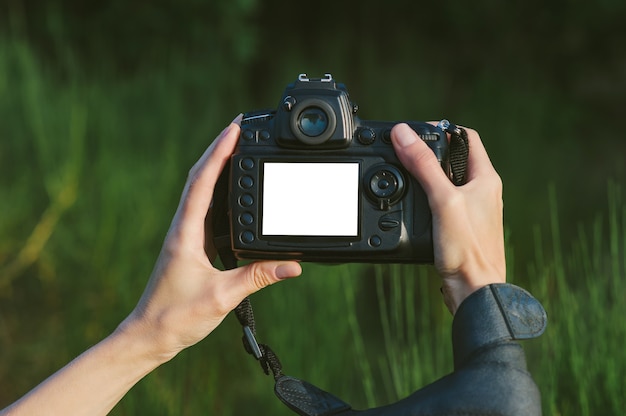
left=441, top=280, right=481, bottom=315
left=441, top=273, right=505, bottom=315
left=114, top=312, right=179, bottom=367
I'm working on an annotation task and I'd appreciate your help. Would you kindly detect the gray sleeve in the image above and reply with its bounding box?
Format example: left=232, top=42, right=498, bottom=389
left=275, top=283, right=548, bottom=416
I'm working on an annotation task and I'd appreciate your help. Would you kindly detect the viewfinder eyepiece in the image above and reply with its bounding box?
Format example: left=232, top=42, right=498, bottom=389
left=298, top=107, right=328, bottom=137
left=289, top=99, right=337, bottom=145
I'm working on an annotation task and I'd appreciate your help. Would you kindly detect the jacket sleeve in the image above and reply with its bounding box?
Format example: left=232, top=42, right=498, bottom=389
left=275, top=283, right=548, bottom=416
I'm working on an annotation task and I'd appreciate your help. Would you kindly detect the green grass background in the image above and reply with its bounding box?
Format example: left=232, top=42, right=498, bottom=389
left=1, top=1, right=625, bottom=414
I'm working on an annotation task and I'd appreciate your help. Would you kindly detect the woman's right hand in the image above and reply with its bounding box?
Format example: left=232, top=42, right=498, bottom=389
left=391, top=123, right=506, bottom=314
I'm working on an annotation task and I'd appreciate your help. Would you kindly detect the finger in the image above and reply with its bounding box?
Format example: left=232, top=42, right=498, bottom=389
left=391, top=123, right=454, bottom=201
left=412, top=122, right=496, bottom=183
left=221, top=261, right=302, bottom=306
left=175, top=115, right=242, bottom=237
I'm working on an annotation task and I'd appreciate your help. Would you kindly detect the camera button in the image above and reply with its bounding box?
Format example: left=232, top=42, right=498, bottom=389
left=379, top=216, right=400, bottom=231
left=240, top=158, right=255, bottom=170
left=240, top=231, right=255, bottom=244
left=369, top=235, right=382, bottom=247
left=283, top=96, right=297, bottom=111
left=242, top=130, right=255, bottom=141
left=357, top=127, right=376, bottom=145
left=239, top=194, right=254, bottom=207
left=239, top=175, right=254, bottom=189
left=239, top=212, right=254, bottom=226
left=259, top=130, right=271, bottom=141
left=382, top=129, right=392, bottom=144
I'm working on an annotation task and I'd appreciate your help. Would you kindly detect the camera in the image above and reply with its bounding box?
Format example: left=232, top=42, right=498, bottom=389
left=212, top=74, right=450, bottom=263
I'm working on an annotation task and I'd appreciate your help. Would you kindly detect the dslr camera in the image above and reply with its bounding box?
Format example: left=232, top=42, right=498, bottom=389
left=213, top=74, right=450, bottom=263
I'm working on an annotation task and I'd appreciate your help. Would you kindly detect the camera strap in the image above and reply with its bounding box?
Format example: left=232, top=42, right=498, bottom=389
left=223, top=254, right=354, bottom=415
left=445, top=124, right=469, bottom=186
left=217, top=123, right=472, bottom=415
left=441, top=121, right=470, bottom=186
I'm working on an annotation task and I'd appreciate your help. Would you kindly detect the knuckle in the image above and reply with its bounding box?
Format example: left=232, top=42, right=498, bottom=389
left=438, top=189, right=465, bottom=212
left=186, top=164, right=201, bottom=188
left=464, top=126, right=480, bottom=139
left=489, top=171, right=503, bottom=193
left=204, top=288, right=232, bottom=317
left=485, top=173, right=504, bottom=209
left=161, top=237, right=184, bottom=260
left=246, top=262, right=275, bottom=290
left=187, top=160, right=200, bottom=180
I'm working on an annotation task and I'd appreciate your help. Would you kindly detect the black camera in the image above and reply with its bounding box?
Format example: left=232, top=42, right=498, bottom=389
left=212, top=74, right=450, bottom=263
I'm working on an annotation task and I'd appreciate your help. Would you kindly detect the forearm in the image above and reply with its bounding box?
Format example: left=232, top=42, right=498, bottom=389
left=1, top=319, right=167, bottom=416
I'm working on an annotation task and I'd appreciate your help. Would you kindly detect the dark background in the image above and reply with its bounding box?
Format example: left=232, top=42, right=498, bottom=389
left=4, top=0, right=624, bottom=241
left=1, top=0, right=625, bottom=414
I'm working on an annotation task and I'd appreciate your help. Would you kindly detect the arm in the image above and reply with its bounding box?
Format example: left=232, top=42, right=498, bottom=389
left=270, top=123, right=546, bottom=416
left=380, top=124, right=545, bottom=416
left=1, top=116, right=302, bottom=416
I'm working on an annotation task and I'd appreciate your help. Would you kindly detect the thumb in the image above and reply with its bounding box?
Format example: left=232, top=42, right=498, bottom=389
left=222, top=261, right=302, bottom=304
left=391, top=123, right=454, bottom=204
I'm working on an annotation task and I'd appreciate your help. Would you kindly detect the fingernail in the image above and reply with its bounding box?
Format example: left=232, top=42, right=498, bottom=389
left=232, top=113, right=243, bottom=125
left=216, top=115, right=242, bottom=139
left=275, top=263, right=301, bottom=280
left=393, top=124, right=417, bottom=148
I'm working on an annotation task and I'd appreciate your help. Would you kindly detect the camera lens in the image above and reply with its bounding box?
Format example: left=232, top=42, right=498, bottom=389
left=298, top=107, right=328, bottom=137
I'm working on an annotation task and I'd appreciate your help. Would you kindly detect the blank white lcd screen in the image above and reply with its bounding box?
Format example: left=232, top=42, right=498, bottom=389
left=262, top=162, right=359, bottom=236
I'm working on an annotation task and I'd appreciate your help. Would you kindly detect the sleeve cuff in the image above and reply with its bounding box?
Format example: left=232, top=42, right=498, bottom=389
left=451, top=283, right=547, bottom=369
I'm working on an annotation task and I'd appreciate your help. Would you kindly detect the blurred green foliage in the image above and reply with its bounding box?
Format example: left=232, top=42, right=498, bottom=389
left=1, top=0, right=625, bottom=414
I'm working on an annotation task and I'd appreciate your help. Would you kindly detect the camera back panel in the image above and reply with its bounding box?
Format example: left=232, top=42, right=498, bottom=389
left=216, top=74, right=450, bottom=264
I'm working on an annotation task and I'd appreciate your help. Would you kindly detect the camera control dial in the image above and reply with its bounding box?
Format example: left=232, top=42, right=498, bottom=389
left=283, top=96, right=296, bottom=111
left=365, top=165, right=406, bottom=211
left=370, top=170, right=398, bottom=198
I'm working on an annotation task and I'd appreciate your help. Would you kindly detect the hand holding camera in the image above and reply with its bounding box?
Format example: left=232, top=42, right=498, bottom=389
left=391, top=123, right=506, bottom=313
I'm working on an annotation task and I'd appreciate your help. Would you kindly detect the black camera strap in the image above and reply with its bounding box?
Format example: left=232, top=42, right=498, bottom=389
left=446, top=123, right=470, bottom=186
left=217, top=123, right=472, bottom=416
left=223, top=254, right=354, bottom=415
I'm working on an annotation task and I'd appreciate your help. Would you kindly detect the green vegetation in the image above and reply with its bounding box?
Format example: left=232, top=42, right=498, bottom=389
left=1, top=2, right=625, bottom=414
left=354, top=186, right=626, bottom=415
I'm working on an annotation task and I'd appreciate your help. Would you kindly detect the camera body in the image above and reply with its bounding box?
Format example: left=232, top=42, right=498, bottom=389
left=213, top=74, right=449, bottom=263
